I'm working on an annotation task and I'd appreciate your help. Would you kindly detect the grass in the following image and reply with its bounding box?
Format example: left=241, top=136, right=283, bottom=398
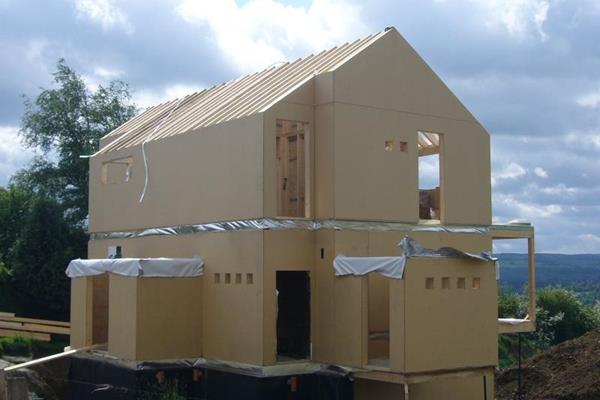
left=0, top=336, right=69, bottom=358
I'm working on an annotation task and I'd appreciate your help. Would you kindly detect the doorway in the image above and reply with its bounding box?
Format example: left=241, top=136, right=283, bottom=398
left=276, top=120, right=308, bottom=217
left=276, top=271, right=310, bottom=361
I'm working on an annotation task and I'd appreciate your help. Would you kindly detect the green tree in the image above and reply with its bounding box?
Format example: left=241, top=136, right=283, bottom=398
left=9, top=197, right=87, bottom=318
left=537, top=287, right=600, bottom=344
left=17, top=59, right=136, bottom=224
left=0, top=185, right=33, bottom=264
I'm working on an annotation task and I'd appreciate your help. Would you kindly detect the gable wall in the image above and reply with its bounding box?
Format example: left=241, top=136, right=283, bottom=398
left=331, top=29, right=492, bottom=225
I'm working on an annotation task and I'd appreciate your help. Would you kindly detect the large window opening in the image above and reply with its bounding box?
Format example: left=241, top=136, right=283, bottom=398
left=276, top=271, right=310, bottom=361
left=418, top=131, right=442, bottom=221
left=276, top=120, right=308, bottom=218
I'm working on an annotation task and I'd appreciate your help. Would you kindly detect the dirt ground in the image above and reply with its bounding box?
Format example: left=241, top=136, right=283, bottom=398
left=496, top=328, right=600, bottom=400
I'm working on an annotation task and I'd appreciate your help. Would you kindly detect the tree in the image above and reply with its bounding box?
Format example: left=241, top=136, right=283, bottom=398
left=9, top=196, right=87, bottom=319
left=17, top=59, right=136, bottom=224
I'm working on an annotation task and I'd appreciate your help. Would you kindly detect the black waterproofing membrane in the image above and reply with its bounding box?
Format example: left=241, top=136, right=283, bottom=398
left=66, top=352, right=354, bottom=400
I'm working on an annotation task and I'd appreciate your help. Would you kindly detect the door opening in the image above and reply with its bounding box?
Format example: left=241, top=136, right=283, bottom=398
left=276, top=120, right=308, bottom=217
left=418, top=131, right=442, bottom=221
left=276, top=271, right=310, bottom=361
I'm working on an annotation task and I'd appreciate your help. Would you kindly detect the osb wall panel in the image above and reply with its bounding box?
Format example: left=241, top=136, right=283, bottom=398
left=402, top=258, right=498, bottom=373
left=410, top=369, right=494, bottom=400
left=333, top=28, right=476, bottom=124
left=331, top=104, right=491, bottom=225
left=108, top=275, right=137, bottom=360
left=331, top=28, right=491, bottom=225
left=90, top=230, right=263, bottom=365
left=69, top=277, right=92, bottom=349
left=136, top=277, right=203, bottom=360
left=89, top=114, right=263, bottom=233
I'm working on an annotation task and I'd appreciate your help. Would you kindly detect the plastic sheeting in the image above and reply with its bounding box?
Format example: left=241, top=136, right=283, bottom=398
left=333, top=256, right=406, bottom=279
left=65, top=257, right=204, bottom=278
left=333, top=237, right=496, bottom=279
left=90, top=218, right=495, bottom=240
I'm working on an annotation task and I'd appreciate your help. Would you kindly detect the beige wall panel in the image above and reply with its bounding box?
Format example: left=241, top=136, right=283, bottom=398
left=280, top=79, right=314, bottom=106
left=354, top=379, right=405, bottom=400
left=262, top=230, right=315, bottom=365
left=314, top=103, right=334, bottom=218
left=367, top=231, right=492, bottom=255
left=403, top=258, right=497, bottom=373
left=89, top=114, right=263, bottom=233
left=333, top=103, right=418, bottom=222
left=410, top=370, right=494, bottom=400
left=108, top=274, right=137, bottom=360
left=313, top=230, right=336, bottom=363
left=333, top=29, right=476, bottom=123
left=136, top=277, right=203, bottom=360
left=91, top=274, right=109, bottom=344
left=332, top=103, right=491, bottom=224
left=263, top=100, right=314, bottom=218
left=90, top=231, right=263, bottom=365
left=333, top=230, right=368, bottom=367
left=315, top=72, right=334, bottom=105
left=389, top=277, right=406, bottom=371
left=69, top=277, right=93, bottom=348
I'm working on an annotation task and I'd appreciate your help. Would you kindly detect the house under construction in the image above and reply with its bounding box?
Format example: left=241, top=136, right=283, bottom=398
left=68, top=27, right=536, bottom=400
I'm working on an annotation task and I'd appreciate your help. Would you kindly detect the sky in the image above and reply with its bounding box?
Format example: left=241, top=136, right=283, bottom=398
left=0, top=0, right=599, bottom=253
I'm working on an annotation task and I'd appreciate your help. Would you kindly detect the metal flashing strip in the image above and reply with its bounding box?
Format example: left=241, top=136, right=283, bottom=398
left=89, top=219, right=531, bottom=241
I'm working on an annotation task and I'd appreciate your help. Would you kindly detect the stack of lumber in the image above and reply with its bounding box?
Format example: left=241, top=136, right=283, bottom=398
left=0, top=312, right=69, bottom=342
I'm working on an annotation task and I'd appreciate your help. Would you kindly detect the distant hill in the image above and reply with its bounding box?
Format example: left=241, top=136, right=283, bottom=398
left=498, top=253, right=600, bottom=303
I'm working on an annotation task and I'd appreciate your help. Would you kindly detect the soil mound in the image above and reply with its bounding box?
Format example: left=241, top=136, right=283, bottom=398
left=496, top=329, right=600, bottom=400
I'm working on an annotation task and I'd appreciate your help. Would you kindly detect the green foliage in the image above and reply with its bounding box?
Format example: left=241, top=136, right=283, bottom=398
left=498, top=287, right=600, bottom=368
left=141, top=380, right=188, bottom=400
left=537, top=287, right=600, bottom=344
left=9, top=196, right=87, bottom=318
left=17, top=58, right=136, bottom=224
left=0, top=336, right=33, bottom=357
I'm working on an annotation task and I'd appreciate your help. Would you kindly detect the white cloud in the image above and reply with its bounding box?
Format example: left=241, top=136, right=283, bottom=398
left=495, top=193, right=562, bottom=219
left=176, top=0, right=366, bottom=73
left=533, top=166, right=548, bottom=178
left=565, top=132, right=600, bottom=149
left=572, top=234, right=600, bottom=253
left=0, top=126, right=36, bottom=185
left=492, top=161, right=526, bottom=185
left=539, top=183, right=577, bottom=196
left=576, top=89, right=600, bottom=109
left=471, top=0, right=551, bottom=41
left=74, top=0, right=133, bottom=34
left=133, top=84, right=206, bottom=109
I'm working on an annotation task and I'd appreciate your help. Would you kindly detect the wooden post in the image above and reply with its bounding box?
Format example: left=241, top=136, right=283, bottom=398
left=528, top=237, right=536, bottom=323
left=0, top=370, right=7, bottom=400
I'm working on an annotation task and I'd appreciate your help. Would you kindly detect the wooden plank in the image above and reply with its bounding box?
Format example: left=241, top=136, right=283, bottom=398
left=3, top=343, right=105, bottom=372
left=498, top=319, right=535, bottom=334
left=0, top=329, right=51, bottom=342
left=0, top=321, right=70, bottom=336
left=0, top=313, right=15, bottom=319
left=0, top=317, right=70, bottom=328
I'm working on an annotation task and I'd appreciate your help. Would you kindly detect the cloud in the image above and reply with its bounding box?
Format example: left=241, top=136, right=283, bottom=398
left=133, top=84, right=206, bottom=109
left=471, top=0, right=550, bottom=41
left=492, top=162, right=526, bottom=186
left=576, top=89, right=600, bottom=109
left=74, top=0, right=133, bottom=33
left=574, top=234, right=600, bottom=253
left=176, top=0, right=367, bottom=73
left=533, top=166, right=548, bottom=178
left=0, top=126, right=36, bottom=185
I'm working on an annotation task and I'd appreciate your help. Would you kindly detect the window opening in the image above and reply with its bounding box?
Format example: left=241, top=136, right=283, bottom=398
left=418, top=131, right=442, bottom=221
